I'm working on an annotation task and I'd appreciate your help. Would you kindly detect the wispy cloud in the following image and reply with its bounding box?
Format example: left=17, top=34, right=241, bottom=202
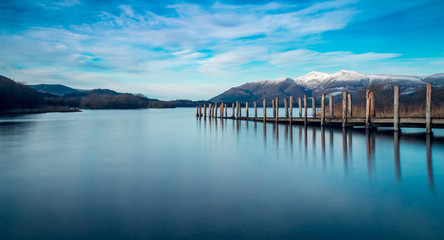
left=0, top=0, right=442, bottom=100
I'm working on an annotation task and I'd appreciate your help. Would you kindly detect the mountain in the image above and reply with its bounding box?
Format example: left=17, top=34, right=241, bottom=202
left=0, top=76, right=46, bottom=112
left=210, top=78, right=311, bottom=103
left=211, top=70, right=443, bottom=102
left=28, top=84, right=83, bottom=96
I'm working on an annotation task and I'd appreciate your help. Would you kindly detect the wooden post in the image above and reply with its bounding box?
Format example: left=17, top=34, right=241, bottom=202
left=214, top=103, right=218, bottom=118
left=263, top=98, right=267, bottom=121
left=232, top=103, right=235, bottom=118
left=312, top=97, right=316, bottom=118
left=204, top=104, right=207, bottom=118
left=220, top=103, right=223, bottom=118
left=298, top=97, right=302, bottom=118
left=394, top=86, right=400, bottom=131
left=254, top=101, right=257, bottom=120
left=426, top=83, right=432, bottom=134
left=348, top=94, right=352, bottom=118
left=304, top=95, right=307, bottom=124
left=289, top=96, right=293, bottom=124
left=196, top=106, right=199, bottom=117
left=209, top=104, right=212, bottom=118
left=225, top=104, right=227, bottom=118
left=321, top=94, right=325, bottom=126
left=246, top=102, right=249, bottom=118
left=272, top=100, right=275, bottom=118
left=329, top=96, right=333, bottom=118
left=365, top=90, right=370, bottom=128
left=284, top=98, right=289, bottom=118
left=342, top=91, right=347, bottom=128
left=235, top=102, right=238, bottom=119
left=370, top=92, right=375, bottom=118
left=275, top=97, right=279, bottom=122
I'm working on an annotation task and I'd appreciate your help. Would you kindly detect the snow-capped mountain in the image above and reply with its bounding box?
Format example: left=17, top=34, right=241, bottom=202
left=210, top=70, right=444, bottom=102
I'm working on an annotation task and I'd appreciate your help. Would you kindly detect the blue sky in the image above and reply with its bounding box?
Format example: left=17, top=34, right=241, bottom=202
left=1, top=0, right=443, bottom=100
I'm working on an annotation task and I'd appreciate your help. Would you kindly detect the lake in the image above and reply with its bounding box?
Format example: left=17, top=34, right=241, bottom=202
left=1, top=108, right=443, bottom=239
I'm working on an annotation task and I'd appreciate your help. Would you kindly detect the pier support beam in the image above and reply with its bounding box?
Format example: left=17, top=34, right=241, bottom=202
left=289, top=96, right=293, bottom=124
left=394, top=86, right=400, bottom=131
left=224, top=104, right=227, bottom=118
left=366, top=90, right=371, bottom=128
left=272, top=100, right=275, bottom=119
left=214, top=103, right=218, bottom=118
left=220, top=103, right=223, bottom=119
left=263, top=98, right=267, bottom=122
left=321, top=94, right=325, bottom=126
left=298, top=97, right=302, bottom=118
left=284, top=99, right=288, bottom=118
left=348, top=94, right=352, bottom=118
left=312, top=97, right=316, bottom=118
left=342, top=91, right=347, bottom=128
left=254, top=101, right=257, bottom=120
left=329, top=96, right=334, bottom=118
left=370, top=92, right=375, bottom=118
left=246, top=102, right=249, bottom=118
left=232, top=103, right=235, bottom=118
left=426, top=83, right=432, bottom=134
left=275, top=98, right=279, bottom=122
left=304, top=95, right=307, bottom=125
left=204, top=104, right=207, bottom=118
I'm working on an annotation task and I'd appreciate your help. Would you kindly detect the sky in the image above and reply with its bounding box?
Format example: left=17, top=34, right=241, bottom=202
left=1, top=0, right=443, bottom=100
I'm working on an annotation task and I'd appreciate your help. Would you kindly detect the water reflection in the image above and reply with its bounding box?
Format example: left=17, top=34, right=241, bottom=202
left=197, top=118, right=440, bottom=193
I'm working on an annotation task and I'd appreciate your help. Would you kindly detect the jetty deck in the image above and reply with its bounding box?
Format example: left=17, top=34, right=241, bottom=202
left=197, top=84, right=444, bottom=133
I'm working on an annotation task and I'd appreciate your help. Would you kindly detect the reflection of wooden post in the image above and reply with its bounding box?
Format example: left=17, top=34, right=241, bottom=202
left=348, top=94, right=352, bottom=118
left=275, top=98, right=279, bottom=122
left=342, top=91, right=347, bottom=128
left=329, top=96, right=334, bottom=118
left=394, top=131, right=401, bottom=182
left=312, top=97, right=316, bottom=118
left=370, top=92, right=375, bottom=118
left=246, top=102, right=249, bottom=118
left=321, top=94, right=325, bottom=126
left=254, top=101, right=257, bottom=120
left=284, top=99, right=288, bottom=118
left=394, top=86, right=400, bottom=131
left=289, top=96, right=293, bottom=124
left=263, top=98, right=267, bottom=121
left=304, top=95, right=307, bottom=124
left=426, top=84, right=432, bottom=134
left=298, top=97, right=302, bottom=118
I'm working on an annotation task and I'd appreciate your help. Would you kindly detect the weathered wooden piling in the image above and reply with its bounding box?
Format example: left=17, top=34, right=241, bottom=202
left=232, top=103, right=235, bottom=118
left=321, top=94, right=325, bottom=126
left=246, top=102, right=249, bottom=118
left=225, top=104, right=227, bottom=118
left=289, top=96, right=293, bottom=124
left=370, top=92, right=375, bottom=118
left=220, top=103, right=223, bottom=119
left=365, top=90, right=370, bottom=128
left=275, top=98, right=279, bottom=122
left=342, top=91, right=347, bottom=128
left=204, top=104, right=207, bottom=118
left=394, top=86, right=400, bottom=131
left=348, top=94, right=352, bottom=118
left=329, top=95, right=333, bottom=118
left=284, top=99, right=288, bottom=118
left=312, top=97, right=316, bottom=118
left=199, top=105, right=202, bottom=117
left=263, top=98, right=267, bottom=121
left=254, top=101, right=257, bottom=120
left=426, top=83, right=432, bottom=134
left=196, top=106, right=199, bottom=117
left=214, top=103, right=218, bottom=118
left=238, top=102, right=242, bottom=118
left=298, top=97, right=302, bottom=118
left=304, top=95, right=307, bottom=124
left=272, top=100, right=275, bottom=118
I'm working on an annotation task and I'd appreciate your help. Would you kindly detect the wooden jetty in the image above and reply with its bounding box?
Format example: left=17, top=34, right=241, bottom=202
left=197, top=84, right=444, bottom=133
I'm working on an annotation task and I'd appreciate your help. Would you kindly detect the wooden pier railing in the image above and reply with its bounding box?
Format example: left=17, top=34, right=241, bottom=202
left=196, top=84, right=442, bottom=133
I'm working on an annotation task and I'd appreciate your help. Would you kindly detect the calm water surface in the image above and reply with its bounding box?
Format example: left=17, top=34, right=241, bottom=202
left=0, top=108, right=443, bottom=239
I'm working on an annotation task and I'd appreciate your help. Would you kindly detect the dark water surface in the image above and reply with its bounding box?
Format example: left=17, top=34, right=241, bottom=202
left=1, top=109, right=443, bottom=239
